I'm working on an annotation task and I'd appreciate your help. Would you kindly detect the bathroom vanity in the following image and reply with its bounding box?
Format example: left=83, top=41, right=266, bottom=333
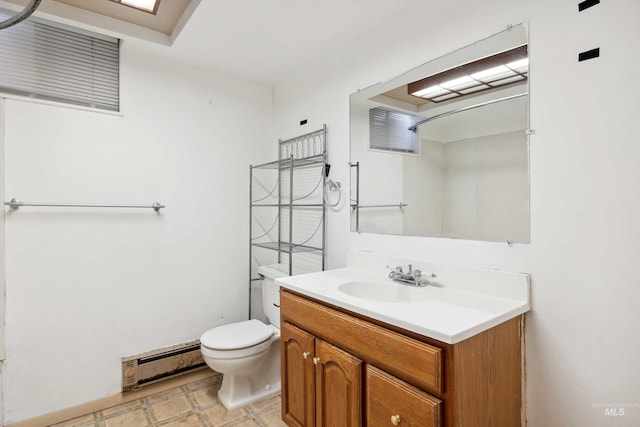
left=277, top=253, right=530, bottom=427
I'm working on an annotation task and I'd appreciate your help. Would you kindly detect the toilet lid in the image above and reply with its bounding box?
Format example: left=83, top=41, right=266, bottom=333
left=201, top=319, right=274, bottom=350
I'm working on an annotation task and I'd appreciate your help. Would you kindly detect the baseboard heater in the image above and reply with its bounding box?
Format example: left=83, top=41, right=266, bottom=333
left=121, top=340, right=206, bottom=391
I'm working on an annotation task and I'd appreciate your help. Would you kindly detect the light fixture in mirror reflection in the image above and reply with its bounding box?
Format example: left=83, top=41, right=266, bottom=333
left=350, top=24, right=530, bottom=243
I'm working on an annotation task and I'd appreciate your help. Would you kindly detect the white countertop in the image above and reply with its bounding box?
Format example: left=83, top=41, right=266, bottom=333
left=276, top=253, right=530, bottom=344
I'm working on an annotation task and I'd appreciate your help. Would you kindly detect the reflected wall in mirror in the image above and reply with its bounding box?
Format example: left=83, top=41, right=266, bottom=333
left=350, top=24, right=530, bottom=243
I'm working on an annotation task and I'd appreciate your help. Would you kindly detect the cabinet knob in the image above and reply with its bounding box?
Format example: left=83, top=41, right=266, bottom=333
left=313, top=357, right=320, bottom=365
left=303, top=352, right=310, bottom=360
left=391, top=415, right=401, bottom=425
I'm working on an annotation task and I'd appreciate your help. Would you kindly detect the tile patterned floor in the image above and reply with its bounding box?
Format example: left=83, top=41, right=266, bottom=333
left=48, top=375, right=287, bottom=427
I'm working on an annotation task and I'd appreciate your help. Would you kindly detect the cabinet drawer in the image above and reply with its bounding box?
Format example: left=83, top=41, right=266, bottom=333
left=367, top=365, right=441, bottom=427
left=281, top=290, right=442, bottom=393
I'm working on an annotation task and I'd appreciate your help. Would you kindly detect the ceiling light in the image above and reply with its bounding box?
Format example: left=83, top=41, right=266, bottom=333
left=507, top=57, right=529, bottom=73
left=408, top=44, right=528, bottom=103
left=113, top=0, right=159, bottom=14
left=412, top=85, right=449, bottom=98
left=459, top=84, right=491, bottom=94
left=430, top=93, right=459, bottom=102
left=439, top=75, right=477, bottom=91
left=471, top=65, right=514, bottom=81
left=493, top=75, right=525, bottom=85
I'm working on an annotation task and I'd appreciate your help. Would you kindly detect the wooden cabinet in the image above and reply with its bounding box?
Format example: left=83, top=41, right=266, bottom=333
left=315, top=340, right=362, bottom=427
left=367, top=365, right=441, bottom=427
left=281, top=322, right=362, bottom=427
left=280, top=289, right=524, bottom=427
left=281, top=322, right=315, bottom=427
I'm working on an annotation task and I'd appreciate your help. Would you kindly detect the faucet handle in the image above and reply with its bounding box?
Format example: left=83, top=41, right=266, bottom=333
left=421, top=271, right=436, bottom=279
left=414, top=269, right=436, bottom=285
left=386, top=265, right=403, bottom=273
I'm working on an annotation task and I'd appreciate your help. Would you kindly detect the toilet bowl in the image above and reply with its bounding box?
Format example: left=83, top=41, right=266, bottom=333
left=200, top=264, right=287, bottom=410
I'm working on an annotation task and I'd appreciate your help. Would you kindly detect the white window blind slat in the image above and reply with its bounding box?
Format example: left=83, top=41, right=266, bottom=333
left=5, top=39, right=120, bottom=66
left=0, top=13, right=119, bottom=54
left=0, top=60, right=120, bottom=90
left=2, top=27, right=118, bottom=54
left=0, top=54, right=120, bottom=86
left=0, top=40, right=120, bottom=70
left=0, top=67, right=119, bottom=99
left=0, top=75, right=120, bottom=104
left=0, top=8, right=120, bottom=111
left=0, top=64, right=117, bottom=95
left=369, top=107, right=419, bottom=154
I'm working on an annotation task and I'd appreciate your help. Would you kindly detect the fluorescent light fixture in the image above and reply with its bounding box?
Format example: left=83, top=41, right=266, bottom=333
left=459, top=84, right=491, bottom=94
left=495, top=75, right=526, bottom=85
left=114, top=0, right=159, bottom=13
left=507, top=57, right=529, bottom=72
left=408, top=45, right=528, bottom=102
left=430, top=93, right=459, bottom=102
left=439, top=75, right=476, bottom=90
left=412, top=85, right=448, bottom=98
left=471, top=65, right=512, bottom=81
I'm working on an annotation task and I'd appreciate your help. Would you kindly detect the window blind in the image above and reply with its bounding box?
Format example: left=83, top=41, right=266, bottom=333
left=369, top=107, right=419, bottom=154
left=0, top=8, right=119, bottom=111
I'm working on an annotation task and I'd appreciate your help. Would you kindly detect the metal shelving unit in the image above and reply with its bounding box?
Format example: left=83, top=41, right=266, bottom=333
left=251, top=241, right=323, bottom=254
left=249, top=126, right=327, bottom=316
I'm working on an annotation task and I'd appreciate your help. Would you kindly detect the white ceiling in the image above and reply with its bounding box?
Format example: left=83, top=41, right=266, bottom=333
left=152, top=0, right=420, bottom=84
left=3, top=0, right=419, bottom=84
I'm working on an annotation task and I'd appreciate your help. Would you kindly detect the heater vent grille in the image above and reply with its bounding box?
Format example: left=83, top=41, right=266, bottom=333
left=121, top=340, right=206, bottom=391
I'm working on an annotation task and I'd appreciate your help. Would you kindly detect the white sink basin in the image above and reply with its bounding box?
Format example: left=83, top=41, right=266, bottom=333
left=338, top=280, right=431, bottom=303
left=275, top=252, right=530, bottom=343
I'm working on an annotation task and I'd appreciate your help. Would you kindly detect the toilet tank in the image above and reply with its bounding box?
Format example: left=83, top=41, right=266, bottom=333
left=257, top=264, right=290, bottom=327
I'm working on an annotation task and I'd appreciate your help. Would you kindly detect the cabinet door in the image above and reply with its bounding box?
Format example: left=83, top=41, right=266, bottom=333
left=315, top=339, right=363, bottom=427
left=366, top=365, right=441, bottom=427
left=282, top=322, right=316, bottom=427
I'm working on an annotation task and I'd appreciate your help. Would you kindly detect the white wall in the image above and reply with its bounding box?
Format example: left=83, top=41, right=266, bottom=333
left=402, top=138, right=442, bottom=236
left=1, top=40, right=274, bottom=423
left=437, top=93, right=528, bottom=142
left=441, top=130, right=528, bottom=242
left=274, top=0, right=640, bottom=425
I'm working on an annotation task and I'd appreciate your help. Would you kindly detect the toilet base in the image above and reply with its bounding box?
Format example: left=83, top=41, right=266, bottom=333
left=216, top=339, right=281, bottom=410
left=218, top=376, right=281, bottom=410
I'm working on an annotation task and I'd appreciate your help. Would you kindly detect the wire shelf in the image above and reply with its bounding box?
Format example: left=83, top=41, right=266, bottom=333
left=250, top=203, right=323, bottom=208
left=251, top=241, right=323, bottom=254
left=251, top=154, right=325, bottom=170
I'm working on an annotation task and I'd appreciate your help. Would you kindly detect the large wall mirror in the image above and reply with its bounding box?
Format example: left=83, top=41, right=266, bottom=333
left=350, top=24, right=530, bottom=243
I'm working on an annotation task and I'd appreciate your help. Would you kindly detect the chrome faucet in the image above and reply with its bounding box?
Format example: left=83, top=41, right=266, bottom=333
left=387, top=264, right=436, bottom=287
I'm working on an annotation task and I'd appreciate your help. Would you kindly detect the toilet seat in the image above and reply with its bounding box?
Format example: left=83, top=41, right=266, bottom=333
left=201, top=319, right=275, bottom=360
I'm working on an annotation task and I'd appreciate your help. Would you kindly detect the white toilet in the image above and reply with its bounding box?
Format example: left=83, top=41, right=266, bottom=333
left=200, top=264, right=286, bottom=410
